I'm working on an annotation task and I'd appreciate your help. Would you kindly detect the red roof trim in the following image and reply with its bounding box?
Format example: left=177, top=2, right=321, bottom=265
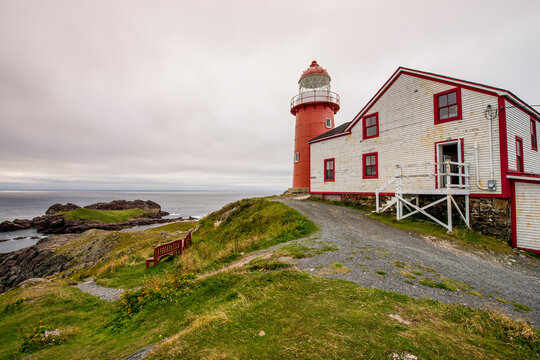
left=345, top=68, right=506, bottom=133
left=311, top=67, right=540, bottom=144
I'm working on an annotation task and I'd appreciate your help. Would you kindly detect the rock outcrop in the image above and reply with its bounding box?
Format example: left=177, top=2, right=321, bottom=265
left=0, top=234, right=78, bottom=293
left=1, top=199, right=173, bottom=234
left=0, top=229, right=131, bottom=293
left=0, top=219, right=32, bottom=231
left=46, top=202, right=81, bottom=215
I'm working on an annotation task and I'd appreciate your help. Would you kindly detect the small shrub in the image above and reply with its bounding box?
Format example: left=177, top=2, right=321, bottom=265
left=512, top=301, right=531, bottom=313
left=419, top=278, right=455, bottom=291
left=376, top=270, right=386, bottom=276
left=18, top=320, right=63, bottom=354
left=119, top=272, right=195, bottom=317
left=247, top=260, right=292, bottom=272
left=398, top=270, right=416, bottom=279
left=3, top=297, right=28, bottom=313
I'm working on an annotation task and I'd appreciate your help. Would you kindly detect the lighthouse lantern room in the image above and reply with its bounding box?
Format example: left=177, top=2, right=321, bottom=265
left=290, top=60, right=340, bottom=191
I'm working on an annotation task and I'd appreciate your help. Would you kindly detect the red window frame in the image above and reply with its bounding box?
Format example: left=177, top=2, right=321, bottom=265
left=362, top=113, right=379, bottom=139
left=362, top=152, right=378, bottom=179
left=515, top=136, right=524, bottom=172
left=434, top=88, right=462, bottom=124
left=531, top=118, right=538, bottom=151
left=324, top=158, right=335, bottom=182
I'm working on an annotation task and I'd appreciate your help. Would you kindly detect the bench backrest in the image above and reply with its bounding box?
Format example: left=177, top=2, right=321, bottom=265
left=155, top=239, right=182, bottom=258
left=154, top=229, right=193, bottom=257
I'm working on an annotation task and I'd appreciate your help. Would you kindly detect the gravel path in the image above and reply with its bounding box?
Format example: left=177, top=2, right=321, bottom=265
left=74, top=278, right=125, bottom=302
left=276, top=198, right=540, bottom=326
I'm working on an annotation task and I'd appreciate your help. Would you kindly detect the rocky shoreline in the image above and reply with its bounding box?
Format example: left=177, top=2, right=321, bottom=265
left=0, top=199, right=194, bottom=234
left=0, top=199, right=197, bottom=293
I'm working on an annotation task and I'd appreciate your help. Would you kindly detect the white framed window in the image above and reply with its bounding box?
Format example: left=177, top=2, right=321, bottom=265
left=325, top=118, right=332, bottom=128
left=294, top=152, right=299, bottom=163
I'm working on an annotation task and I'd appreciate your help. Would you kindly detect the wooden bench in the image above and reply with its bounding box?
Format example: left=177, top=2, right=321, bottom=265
left=146, top=230, right=192, bottom=268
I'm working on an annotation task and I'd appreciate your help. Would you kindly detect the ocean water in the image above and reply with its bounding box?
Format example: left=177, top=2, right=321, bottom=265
left=0, top=190, right=277, bottom=253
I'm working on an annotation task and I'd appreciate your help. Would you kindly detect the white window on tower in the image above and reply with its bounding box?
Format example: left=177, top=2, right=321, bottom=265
left=325, top=118, right=332, bottom=128
left=294, top=152, right=299, bottom=162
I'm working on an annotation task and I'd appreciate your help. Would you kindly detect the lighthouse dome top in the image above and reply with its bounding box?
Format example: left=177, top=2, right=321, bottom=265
left=298, top=60, right=331, bottom=92
left=300, top=60, right=330, bottom=79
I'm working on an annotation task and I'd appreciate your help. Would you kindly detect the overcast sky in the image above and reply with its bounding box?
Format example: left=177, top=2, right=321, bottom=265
left=1, top=0, right=538, bottom=191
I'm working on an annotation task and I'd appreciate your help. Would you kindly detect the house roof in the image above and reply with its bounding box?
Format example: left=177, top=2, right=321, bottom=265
left=308, top=67, right=540, bottom=144
left=310, top=121, right=351, bottom=142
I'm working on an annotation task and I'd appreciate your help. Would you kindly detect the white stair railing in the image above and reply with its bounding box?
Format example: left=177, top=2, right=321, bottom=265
left=375, top=161, right=471, bottom=232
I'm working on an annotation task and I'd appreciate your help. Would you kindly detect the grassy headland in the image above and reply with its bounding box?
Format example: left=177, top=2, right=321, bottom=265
left=61, top=208, right=153, bottom=224
left=0, top=198, right=537, bottom=359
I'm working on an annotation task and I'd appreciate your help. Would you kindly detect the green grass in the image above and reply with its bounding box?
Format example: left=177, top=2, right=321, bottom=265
left=0, top=197, right=537, bottom=359
left=184, top=198, right=318, bottom=272
left=275, top=241, right=338, bottom=259
left=418, top=275, right=481, bottom=297
left=62, top=208, right=153, bottom=224
left=398, top=270, right=416, bottom=279
left=512, top=301, right=532, bottom=313
left=246, top=257, right=293, bottom=272
left=3, top=269, right=536, bottom=359
left=419, top=278, right=457, bottom=291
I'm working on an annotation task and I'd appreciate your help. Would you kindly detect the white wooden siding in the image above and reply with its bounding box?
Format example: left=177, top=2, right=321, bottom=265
left=311, top=74, right=502, bottom=194
left=515, top=182, right=540, bottom=251
left=505, top=99, right=540, bottom=174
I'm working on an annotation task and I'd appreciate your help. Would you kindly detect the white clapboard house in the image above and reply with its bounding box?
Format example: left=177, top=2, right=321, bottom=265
left=308, top=67, right=540, bottom=252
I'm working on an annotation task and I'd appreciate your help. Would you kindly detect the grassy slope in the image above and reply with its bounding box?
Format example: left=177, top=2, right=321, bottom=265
left=62, top=208, right=153, bottom=224
left=0, top=198, right=537, bottom=359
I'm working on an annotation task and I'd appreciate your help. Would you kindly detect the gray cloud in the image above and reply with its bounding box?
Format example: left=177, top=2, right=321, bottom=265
left=1, top=0, right=538, bottom=191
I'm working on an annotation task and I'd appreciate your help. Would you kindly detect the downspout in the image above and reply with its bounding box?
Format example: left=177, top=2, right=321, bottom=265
left=487, top=105, right=495, bottom=181
left=475, top=104, right=497, bottom=191
left=474, top=142, right=489, bottom=190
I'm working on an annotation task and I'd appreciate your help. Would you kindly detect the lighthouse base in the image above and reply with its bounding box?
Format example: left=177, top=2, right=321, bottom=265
left=282, top=187, right=310, bottom=196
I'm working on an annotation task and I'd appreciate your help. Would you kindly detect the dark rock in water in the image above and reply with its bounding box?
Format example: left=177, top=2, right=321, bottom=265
left=0, top=239, right=8, bottom=243
left=14, top=237, right=26, bottom=240
left=0, top=218, right=32, bottom=232
left=46, top=203, right=81, bottom=215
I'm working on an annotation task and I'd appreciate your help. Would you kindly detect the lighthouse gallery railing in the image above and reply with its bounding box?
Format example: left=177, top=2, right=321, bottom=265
left=290, top=90, right=340, bottom=109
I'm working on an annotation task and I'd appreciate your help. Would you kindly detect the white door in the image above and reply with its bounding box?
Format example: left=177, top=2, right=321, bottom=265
left=515, top=181, right=540, bottom=251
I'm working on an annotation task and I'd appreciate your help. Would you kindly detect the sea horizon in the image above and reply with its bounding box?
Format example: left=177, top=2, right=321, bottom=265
left=0, top=189, right=279, bottom=253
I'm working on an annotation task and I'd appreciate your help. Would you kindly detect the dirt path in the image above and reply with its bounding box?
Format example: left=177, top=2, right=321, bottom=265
left=276, top=198, right=540, bottom=326
left=74, top=278, right=125, bottom=301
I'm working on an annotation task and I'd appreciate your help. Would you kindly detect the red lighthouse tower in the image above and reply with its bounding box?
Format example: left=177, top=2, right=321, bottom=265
left=290, top=60, right=340, bottom=191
